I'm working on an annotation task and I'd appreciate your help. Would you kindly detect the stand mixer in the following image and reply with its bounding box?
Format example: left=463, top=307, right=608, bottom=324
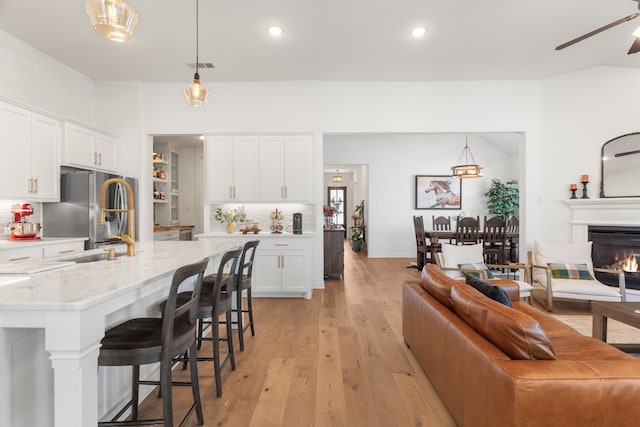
left=9, top=203, right=41, bottom=240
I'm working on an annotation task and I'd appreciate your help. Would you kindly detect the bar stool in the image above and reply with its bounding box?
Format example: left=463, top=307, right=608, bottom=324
left=186, top=248, right=242, bottom=397
left=97, top=257, right=209, bottom=427
left=204, top=240, right=259, bottom=351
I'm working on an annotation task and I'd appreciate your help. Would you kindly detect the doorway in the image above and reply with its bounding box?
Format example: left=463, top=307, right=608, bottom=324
left=328, top=186, right=347, bottom=234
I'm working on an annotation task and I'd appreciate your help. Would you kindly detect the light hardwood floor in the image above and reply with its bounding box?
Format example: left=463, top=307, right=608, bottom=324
left=136, top=241, right=457, bottom=426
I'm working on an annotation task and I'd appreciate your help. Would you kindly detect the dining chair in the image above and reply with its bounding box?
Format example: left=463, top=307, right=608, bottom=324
left=455, top=216, right=480, bottom=245
left=413, top=215, right=430, bottom=268
left=432, top=215, right=452, bottom=244
left=483, top=216, right=508, bottom=264
left=98, top=258, right=209, bottom=427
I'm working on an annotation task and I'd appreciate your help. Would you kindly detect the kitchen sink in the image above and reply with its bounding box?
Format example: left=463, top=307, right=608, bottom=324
left=59, top=252, right=127, bottom=264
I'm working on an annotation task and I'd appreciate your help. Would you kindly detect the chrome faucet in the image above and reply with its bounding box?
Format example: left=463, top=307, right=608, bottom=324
left=98, top=178, right=136, bottom=256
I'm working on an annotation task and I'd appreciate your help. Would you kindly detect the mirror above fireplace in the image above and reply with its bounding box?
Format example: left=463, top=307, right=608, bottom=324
left=601, top=132, right=640, bottom=198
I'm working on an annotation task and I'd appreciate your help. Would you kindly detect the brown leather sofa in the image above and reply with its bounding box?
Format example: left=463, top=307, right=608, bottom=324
left=403, top=264, right=640, bottom=427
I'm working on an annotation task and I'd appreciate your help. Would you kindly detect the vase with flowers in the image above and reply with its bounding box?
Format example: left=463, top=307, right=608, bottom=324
left=323, top=204, right=335, bottom=229
left=215, top=206, right=247, bottom=233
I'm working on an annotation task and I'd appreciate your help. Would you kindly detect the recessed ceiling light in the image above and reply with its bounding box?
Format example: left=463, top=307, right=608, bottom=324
left=411, top=27, right=427, bottom=38
left=268, top=26, right=283, bottom=37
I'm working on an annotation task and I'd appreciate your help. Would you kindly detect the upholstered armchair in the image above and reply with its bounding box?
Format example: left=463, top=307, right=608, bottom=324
left=434, top=243, right=533, bottom=302
left=528, top=241, right=626, bottom=311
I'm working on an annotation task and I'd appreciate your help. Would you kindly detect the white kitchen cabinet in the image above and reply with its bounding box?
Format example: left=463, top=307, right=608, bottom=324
left=62, top=122, right=118, bottom=172
left=206, top=135, right=259, bottom=202
left=42, top=240, right=84, bottom=258
left=0, top=101, right=60, bottom=201
left=0, top=246, right=42, bottom=263
left=195, top=234, right=313, bottom=298
left=0, top=239, right=86, bottom=263
left=258, top=135, right=312, bottom=202
left=252, top=238, right=311, bottom=297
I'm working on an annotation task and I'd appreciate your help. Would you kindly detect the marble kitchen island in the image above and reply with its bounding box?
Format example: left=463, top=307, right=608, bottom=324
left=0, top=239, right=241, bottom=427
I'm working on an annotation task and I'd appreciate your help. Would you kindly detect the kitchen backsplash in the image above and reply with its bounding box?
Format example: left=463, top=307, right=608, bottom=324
left=209, top=203, right=316, bottom=233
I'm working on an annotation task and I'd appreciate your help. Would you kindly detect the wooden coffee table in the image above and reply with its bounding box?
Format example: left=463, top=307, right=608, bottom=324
left=591, top=301, right=640, bottom=353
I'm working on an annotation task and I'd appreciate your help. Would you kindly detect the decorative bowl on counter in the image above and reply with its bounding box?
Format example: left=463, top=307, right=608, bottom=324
left=12, top=222, right=41, bottom=237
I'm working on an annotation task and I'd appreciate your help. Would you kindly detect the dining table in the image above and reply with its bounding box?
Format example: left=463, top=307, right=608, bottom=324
left=424, top=230, right=520, bottom=263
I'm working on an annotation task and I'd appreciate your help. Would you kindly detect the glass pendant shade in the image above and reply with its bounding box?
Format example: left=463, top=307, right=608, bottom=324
left=85, top=0, right=138, bottom=42
left=332, top=169, right=343, bottom=182
left=184, top=73, right=210, bottom=107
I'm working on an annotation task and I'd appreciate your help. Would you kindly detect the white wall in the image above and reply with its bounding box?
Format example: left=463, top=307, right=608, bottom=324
left=542, top=66, right=640, bottom=243
left=0, top=31, right=94, bottom=122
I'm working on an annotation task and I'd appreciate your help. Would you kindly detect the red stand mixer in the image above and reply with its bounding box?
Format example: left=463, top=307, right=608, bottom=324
left=9, top=203, right=42, bottom=240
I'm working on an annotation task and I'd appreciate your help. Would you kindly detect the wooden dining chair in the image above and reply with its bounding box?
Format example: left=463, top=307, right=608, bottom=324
left=483, top=216, right=508, bottom=264
left=455, top=216, right=480, bottom=245
left=413, top=215, right=430, bottom=268
left=432, top=215, right=452, bottom=246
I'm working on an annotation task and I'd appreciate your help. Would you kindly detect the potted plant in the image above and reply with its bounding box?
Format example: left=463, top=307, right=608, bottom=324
left=485, top=179, right=519, bottom=219
left=351, top=227, right=364, bottom=252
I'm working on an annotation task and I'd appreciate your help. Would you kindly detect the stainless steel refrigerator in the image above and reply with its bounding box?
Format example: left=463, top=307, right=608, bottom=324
left=43, top=167, right=139, bottom=249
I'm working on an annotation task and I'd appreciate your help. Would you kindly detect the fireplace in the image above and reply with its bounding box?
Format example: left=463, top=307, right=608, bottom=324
left=588, top=225, right=640, bottom=290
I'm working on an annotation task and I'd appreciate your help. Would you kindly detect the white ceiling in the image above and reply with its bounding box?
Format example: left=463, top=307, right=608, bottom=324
left=2, top=0, right=640, bottom=83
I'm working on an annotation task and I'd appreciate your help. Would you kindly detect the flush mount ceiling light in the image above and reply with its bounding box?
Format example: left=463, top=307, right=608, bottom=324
left=451, top=135, right=483, bottom=178
left=332, top=169, right=343, bottom=183
left=184, top=0, right=210, bottom=107
left=268, top=26, right=284, bottom=37
left=85, top=0, right=138, bottom=42
left=411, top=27, right=427, bottom=38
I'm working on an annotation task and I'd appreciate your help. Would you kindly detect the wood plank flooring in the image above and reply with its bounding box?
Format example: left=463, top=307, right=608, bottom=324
left=135, top=241, right=457, bottom=426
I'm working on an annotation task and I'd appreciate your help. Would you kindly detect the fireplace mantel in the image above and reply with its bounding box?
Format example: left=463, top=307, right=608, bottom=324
left=565, top=198, right=640, bottom=243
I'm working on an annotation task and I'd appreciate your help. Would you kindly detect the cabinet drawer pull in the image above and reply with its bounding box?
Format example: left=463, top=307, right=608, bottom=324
left=274, top=244, right=288, bottom=247
left=59, top=249, right=76, bottom=254
left=98, top=153, right=102, bottom=166
left=34, top=178, right=38, bottom=194
left=94, top=152, right=98, bottom=165
left=10, top=256, right=30, bottom=261
left=281, top=254, right=284, bottom=268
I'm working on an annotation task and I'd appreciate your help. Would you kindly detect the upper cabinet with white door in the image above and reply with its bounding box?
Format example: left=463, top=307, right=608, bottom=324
left=206, top=134, right=312, bottom=203
left=259, top=135, right=312, bottom=202
left=0, top=100, right=60, bottom=201
left=206, top=135, right=259, bottom=202
left=62, top=122, right=118, bottom=172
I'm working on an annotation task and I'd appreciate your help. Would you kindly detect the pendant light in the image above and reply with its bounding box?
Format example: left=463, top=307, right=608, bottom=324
left=184, top=0, right=210, bottom=107
left=332, top=169, right=344, bottom=183
left=85, top=0, right=138, bottom=42
left=451, top=135, right=483, bottom=178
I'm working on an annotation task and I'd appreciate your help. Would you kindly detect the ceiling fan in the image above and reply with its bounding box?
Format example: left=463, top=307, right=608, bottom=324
left=556, top=0, right=640, bottom=54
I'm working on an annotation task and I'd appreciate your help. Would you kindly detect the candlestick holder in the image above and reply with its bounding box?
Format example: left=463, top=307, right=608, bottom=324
left=570, top=188, right=577, bottom=199
left=581, top=181, right=589, bottom=199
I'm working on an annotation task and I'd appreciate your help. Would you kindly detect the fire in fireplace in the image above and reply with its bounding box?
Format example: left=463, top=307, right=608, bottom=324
left=589, top=226, right=640, bottom=290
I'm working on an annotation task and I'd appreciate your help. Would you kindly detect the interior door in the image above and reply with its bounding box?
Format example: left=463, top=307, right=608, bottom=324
left=328, top=187, right=347, bottom=230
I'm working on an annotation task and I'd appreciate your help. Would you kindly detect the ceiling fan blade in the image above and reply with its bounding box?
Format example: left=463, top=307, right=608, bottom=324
left=556, top=13, right=640, bottom=50
left=628, top=37, right=640, bottom=53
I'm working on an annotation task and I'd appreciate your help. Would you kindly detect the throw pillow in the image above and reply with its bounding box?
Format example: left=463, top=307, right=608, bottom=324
left=441, top=243, right=484, bottom=278
left=459, top=263, right=495, bottom=280
left=548, top=263, right=595, bottom=280
left=464, top=273, right=512, bottom=307
left=450, top=284, right=556, bottom=360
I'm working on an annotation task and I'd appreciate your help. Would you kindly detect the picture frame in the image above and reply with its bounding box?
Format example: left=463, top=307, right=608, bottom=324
left=415, top=175, right=462, bottom=210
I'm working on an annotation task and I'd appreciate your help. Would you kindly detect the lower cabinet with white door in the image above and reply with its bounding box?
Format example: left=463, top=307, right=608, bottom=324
left=194, top=233, right=313, bottom=299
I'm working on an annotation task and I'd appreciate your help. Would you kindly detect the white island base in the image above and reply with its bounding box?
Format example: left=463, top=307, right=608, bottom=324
left=0, top=240, right=241, bottom=427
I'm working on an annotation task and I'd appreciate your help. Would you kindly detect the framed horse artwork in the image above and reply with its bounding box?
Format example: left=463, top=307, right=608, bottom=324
left=415, top=175, right=462, bottom=209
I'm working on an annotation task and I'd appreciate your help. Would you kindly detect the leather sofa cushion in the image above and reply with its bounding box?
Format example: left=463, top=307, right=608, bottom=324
left=451, top=283, right=556, bottom=360
left=421, top=264, right=456, bottom=310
